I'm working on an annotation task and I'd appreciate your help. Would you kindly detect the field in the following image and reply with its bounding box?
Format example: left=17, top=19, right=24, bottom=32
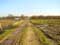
left=30, top=18, right=60, bottom=45
left=0, top=16, right=60, bottom=45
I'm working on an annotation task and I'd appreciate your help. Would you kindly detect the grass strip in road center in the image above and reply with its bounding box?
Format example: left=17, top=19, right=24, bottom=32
left=20, top=25, right=41, bottom=45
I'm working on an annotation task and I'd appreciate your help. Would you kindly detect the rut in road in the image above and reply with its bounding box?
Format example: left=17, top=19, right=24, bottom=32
left=0, top=22, right=27, bottom=45
left=34, top=25, right=57, bottom=45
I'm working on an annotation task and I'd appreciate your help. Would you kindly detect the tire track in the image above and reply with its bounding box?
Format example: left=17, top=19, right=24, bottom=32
left=20, top=23, right=41, bottom=45
left=34, top=25, right=57, bottom=45
left=0, top=21, right=27, bottom=45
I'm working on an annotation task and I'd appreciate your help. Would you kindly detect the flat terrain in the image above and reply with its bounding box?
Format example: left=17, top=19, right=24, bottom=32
left=0, top=19, right=60, bottom=45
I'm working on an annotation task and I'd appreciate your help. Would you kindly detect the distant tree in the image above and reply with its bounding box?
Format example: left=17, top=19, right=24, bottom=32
left=30, top=16, right=39, bottom=19
left=6, top=14, right=15, bottom=19
left=20, top=14, right=25, bottom=19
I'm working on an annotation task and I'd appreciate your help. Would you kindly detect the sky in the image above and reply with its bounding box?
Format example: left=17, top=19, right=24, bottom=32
left=0, top=0, right=60, bottom=16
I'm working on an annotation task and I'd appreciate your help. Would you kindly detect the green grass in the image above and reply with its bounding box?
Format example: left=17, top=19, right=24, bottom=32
left=21, top=25, right=54, bottom=45
left=0, top=20, right=24, bottom=40
left=13, top=20, right=24, bottom=26
left=19, top=26, right=28, bottom=44
left=32, top=27, right=54, bottom=45
left=0, top=28, right=15, bottom=40
left=31, top=19, right=49, bottom=24
left=31, top=19, right=60, bottom=25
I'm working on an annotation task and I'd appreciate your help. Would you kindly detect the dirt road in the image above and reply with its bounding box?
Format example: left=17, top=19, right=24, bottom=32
left=0, top=20, right=55, bottom=45
left=20, top=23, right=40, bottom=45
left=0, top=20, right=27, bottom=45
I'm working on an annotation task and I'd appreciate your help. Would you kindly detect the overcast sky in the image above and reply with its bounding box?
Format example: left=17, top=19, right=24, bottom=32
left=0, top=0, right=60, bottom=16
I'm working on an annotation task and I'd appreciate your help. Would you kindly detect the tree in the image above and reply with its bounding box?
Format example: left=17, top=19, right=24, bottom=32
left=6, top=14, right=15, bottom=19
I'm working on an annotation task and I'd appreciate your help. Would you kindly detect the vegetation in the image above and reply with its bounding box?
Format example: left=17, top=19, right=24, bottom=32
left=0, top=20, right=24, bottom=40
left=0, top=16, right=60, bottom=45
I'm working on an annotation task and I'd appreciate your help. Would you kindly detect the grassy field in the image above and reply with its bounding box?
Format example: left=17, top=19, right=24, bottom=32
left=0, top=17, right=60, bottom=45
left=30, top=18, right=60, bottom=45
left=31, top=19, right=60, bottom=25
left=0, top=20, right=24, bottom=41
